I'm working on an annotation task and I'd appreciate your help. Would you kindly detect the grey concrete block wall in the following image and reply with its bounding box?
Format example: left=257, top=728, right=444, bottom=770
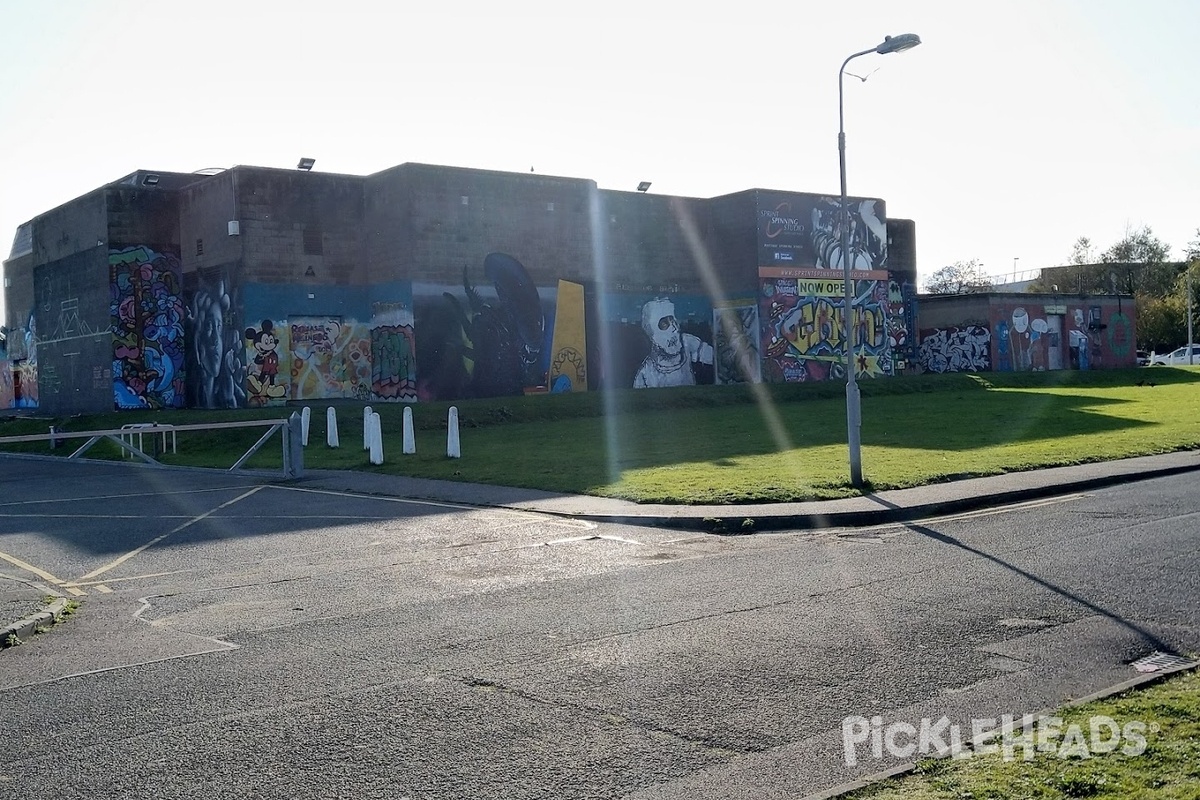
left=367, top=163, right=597, bottom=287
left=234, top=168, right=366, bottom=287
left=180, top=170, right=242, bottom=275
left=32, top=189, right=107, bottom=267
left=596, top=191, right=713, bottom=292
left=107, top=188, right=180, bottom=253
left=31, top=247, right=111, bottom=414
left=3, top=251, right=35, bottom=335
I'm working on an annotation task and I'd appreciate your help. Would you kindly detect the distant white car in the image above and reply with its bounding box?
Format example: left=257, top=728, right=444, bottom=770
left=1149, top=345, right=1200, bottom=366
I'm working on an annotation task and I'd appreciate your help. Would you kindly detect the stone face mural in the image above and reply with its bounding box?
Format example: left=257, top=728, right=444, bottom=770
left=917, top=325, right=991, bottom=373
left=110, top=246, right=186, bottom=409
left=759, top=268, right=891, bottom=383
left=185, top=270, right=245, bottom=409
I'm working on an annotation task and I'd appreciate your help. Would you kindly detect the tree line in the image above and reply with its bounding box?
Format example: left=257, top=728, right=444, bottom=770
left=923, top=227, right=1200, bottom=352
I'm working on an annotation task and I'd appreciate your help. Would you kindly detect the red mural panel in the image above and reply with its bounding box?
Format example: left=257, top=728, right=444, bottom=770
left=988, top=298, right=1135, bottom=372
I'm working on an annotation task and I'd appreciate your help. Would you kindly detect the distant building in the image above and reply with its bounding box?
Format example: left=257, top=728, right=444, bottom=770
left=3, top=162, right=919, bottom=414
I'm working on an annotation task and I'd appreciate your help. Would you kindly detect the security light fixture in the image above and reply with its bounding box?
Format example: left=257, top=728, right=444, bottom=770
left=297, top=158, right=316, bottom=171
left=142, top=174, right=160, bottom=186
left=637, top=181, right=652, bottom=193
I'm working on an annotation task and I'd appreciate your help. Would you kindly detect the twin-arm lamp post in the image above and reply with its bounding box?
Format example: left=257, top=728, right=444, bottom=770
left=838, top=33, right=921, bottom=487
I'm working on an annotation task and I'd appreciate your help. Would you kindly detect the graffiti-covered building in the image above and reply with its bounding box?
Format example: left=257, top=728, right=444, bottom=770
left=3, top=162, right=921, bottom=414
left=916, top=293, right=1137, bottom=373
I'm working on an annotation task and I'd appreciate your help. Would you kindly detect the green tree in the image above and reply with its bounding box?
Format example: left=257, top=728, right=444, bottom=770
left=1136, top=292, right=1185, bottom=353
left=1101, top=225, right=1174, bottom=296
left=923, top=259, right=993, bottom=295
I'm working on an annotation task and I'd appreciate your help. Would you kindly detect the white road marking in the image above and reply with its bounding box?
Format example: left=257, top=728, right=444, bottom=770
left=73, top=486, right=265, bottom=583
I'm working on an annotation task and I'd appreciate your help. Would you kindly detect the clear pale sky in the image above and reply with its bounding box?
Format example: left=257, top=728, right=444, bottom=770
left=2, top=0, right=1197, bottom=309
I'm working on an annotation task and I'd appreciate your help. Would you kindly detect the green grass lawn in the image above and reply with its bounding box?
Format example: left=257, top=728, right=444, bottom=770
left=3, top=367, right=1199, bottom=504
left=844, top=668, right=1200, bottom=799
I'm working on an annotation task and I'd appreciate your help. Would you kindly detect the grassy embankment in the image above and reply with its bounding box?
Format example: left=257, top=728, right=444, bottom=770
left=844, top=668, right=1200, bottom=799
left=2, top=367, right=1199, bottom=504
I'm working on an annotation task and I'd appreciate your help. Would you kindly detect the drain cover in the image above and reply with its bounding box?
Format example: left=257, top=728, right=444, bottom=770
left=1130, top=651, right=1195, bottom=673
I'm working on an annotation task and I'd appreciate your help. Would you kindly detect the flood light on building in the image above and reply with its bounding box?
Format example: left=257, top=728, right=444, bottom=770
left=142, top=174, right=160, bottom=186
left=297, top=158, right=316, bottom=171
left=637, top=181, right=652, bottom=193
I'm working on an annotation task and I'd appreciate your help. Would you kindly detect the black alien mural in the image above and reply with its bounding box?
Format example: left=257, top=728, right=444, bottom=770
left=419, top=253, right=547, bottom=400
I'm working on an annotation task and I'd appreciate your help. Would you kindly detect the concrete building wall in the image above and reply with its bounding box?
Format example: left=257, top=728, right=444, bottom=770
left=235, top=167, right=366, bottom=287
left=179, top=169, right=242, bottom=276
left=5, top=161, right=935, bottom=413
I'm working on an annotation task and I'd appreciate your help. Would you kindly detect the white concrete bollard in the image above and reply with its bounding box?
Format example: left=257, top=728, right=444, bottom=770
left=369, top=412, right=383, bottom=465
left=447, top=406, right=461, bottom=458
left=301, top=406, right=311, bottom=446
left=403, top=406, right=416, bottom=455
left=326, top=407, right=339, bottom=448
left=363, top=405, right=373, bottom=450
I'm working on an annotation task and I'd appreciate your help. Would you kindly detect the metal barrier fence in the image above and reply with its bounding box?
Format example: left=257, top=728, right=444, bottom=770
left=0, top=414, right=304, bottom=479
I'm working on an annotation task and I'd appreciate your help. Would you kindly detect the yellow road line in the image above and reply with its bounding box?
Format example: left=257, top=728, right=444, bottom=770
left=64, top=586, right=86, bottom=597
left=0, top=550, right=66, bottom=585
left=94, top=584, right=113, bottom=594
left=73, top=486, right=265, bottom=583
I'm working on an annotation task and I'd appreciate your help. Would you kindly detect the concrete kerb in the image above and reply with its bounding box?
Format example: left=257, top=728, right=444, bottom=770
left=557, top=458, right=1200, bottom=533
left=808, top=659, right=1200, bottom=800
left=2, top=595, right=71, bottom=650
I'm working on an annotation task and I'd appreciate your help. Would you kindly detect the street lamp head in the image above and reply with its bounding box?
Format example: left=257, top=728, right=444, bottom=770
left=875, top=33, right=921, bottom=55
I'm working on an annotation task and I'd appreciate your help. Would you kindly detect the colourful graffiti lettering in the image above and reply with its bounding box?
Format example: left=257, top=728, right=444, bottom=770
left=759, top=275, right=891, bottom=383
left=370, top=324, right=417, bottom=401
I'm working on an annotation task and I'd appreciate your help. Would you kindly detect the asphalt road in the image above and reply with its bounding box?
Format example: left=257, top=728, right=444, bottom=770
left=0, top=456, right=1197, bottom=799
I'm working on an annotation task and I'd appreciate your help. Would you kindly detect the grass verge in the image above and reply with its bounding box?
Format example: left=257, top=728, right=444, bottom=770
left=2, top=367, right=1199, bottom=504
left=843, top=668, right=1200, bottom=799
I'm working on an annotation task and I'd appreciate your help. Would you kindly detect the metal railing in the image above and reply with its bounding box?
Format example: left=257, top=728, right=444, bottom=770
left=0, top=414, right=304, bottom=478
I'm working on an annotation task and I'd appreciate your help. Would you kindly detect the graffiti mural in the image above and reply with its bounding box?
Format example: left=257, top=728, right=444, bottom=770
left=917, top=326, right=991, bottom=373
left=0, top=361, right=13, bottom=409
left=244, top=319, right=289, bottom=407
left=887, top=280, right=918, bottom=370
left=759, top=268, right=891, bottom=383
left=413, top=253, right=553, bottom=400
left=757, top=190, right=888, bottom=271
left=547, top=280, right=587, bottom=393
left=633, top=297, right=714, bottom=388
left=288, top=317, right=371, bottom=401
left=598, top=293, right=713, bottom=389
left=110, top=246, right=186, bottom=409
left=7, top=311, right=37, bottom=408
left=713, top=300, right=761, bottom=385
left=185, top=271, right=245, bottom=409
left=369, top=302, right=417, bottom=402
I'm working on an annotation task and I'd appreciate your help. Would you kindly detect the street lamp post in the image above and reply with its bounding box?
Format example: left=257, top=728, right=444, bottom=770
left=838, top=32, right=921, bottom=488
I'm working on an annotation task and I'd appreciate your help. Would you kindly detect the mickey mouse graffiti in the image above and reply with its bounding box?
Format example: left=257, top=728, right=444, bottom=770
left=245, top=319, right=287, bottom=405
